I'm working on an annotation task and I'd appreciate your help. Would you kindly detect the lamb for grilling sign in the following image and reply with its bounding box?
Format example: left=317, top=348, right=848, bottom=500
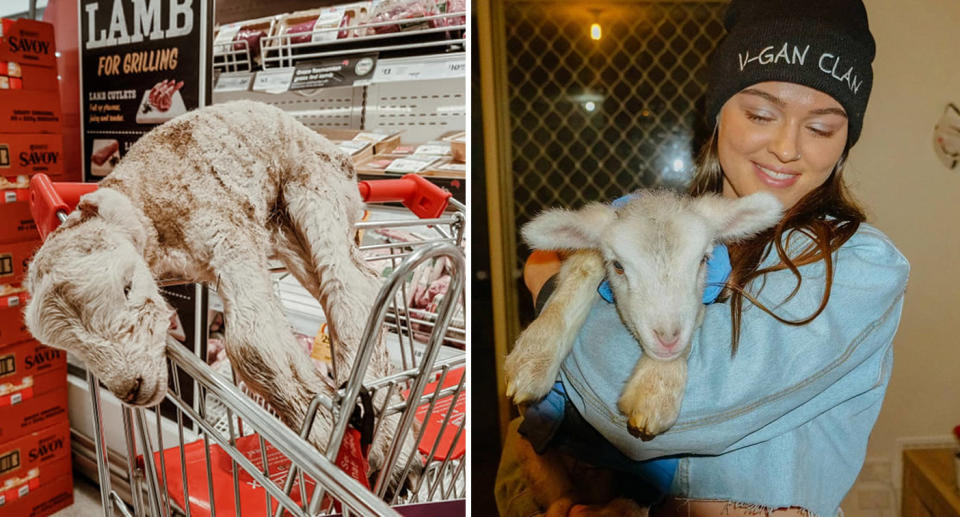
left=79, top=0, right=212, bottom=182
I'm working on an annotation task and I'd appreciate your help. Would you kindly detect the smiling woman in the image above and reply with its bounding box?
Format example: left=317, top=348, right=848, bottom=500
left=717, top=83, right=849, bottom=209
left=494, top=0, right=912, bottom=516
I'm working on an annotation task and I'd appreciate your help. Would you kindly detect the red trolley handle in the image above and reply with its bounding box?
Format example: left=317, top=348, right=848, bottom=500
left=358, top=174, right=453, bottom=220
left=29, top=174, right=98, bottom=241
left=30, top=173, right=453, bottom=242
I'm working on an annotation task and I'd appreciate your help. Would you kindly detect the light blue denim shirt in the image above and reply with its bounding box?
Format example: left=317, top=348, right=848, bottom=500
left=558, top=222, right=910, bottom=517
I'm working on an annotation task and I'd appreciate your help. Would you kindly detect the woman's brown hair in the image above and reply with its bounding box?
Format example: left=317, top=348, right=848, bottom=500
left=688, top=130, right=866, bottom=353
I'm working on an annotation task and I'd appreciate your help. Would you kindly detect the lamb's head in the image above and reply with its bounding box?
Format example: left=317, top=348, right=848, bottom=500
left=25, top=188, right=172, bottom=406
left=522, top=190, right=782, bottom=361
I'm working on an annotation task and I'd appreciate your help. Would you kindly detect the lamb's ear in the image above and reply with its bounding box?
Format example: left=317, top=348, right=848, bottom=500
left=521, top=202, right=615, bottom=250
left=23, top=275, right=81, bottom=350
left=694, top=192, right=783, bottom=242
left=76, top=189, right=147, bottom=252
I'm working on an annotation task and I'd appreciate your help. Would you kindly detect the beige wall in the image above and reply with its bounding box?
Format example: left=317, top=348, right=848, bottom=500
left=843, top=0, right=960, bottom=512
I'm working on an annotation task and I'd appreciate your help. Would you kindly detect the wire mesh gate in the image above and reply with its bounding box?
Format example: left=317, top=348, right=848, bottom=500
left=503, top=1, right=728, bottom=269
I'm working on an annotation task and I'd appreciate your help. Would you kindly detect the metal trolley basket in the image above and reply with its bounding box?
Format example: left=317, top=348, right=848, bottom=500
left=28, top=174, right=467, bottom=517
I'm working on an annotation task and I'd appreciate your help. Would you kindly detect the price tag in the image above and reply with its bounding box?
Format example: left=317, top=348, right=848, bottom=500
left=413, top=143, right=451, bottom=156
left=386, top=156, right=437, bottom=173
left=252, top=68, right=295, bottom=93
left=214, top=73, right=253, bottom=93
left=353, top=132, right=389, bottom=143
left=214, top=23, right=241, bottom=46
left=437, top=162, right=466, bottom=172
left=3, top=191, right=15, bottom=203
left=11, top=393, right=21, bottom=406
left=446, top=59, right=466, bottom=77
left=7, top=296, right=19, bottom=307
left=336, top=140, right=369, bottom=155
left=372, top=55, right=465, bottom=83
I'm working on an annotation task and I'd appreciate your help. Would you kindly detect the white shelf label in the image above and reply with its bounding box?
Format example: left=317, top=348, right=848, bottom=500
left=372, top=56, right=466, bottom=83
left=214, top=73, right=253, bottom=93
left=413, top=143, right=451, bottom=156
left=337, top=140, right=369, bottom=155
left=437, top=162, right=466, bottom=172
left=386, top=156, right=437, bottom=173
left=354, top=132, right=389, bottom=143
left=7, top=296, right=19, bottom=307
left=252, top=68, right=295, bottom=93
left=3, top=191, right=15, bottom=203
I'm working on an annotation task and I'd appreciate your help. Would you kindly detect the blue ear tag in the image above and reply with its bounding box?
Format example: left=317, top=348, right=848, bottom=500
left=702, top=242, right=731, bottom=304
left=596, top=247, right=731, bottom=305
left=598, top=279, right=615, bottom=303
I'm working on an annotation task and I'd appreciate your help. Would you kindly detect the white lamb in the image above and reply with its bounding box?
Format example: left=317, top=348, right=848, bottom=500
left=24, top=100, right=417, bottom=487
left=505, top=190, right=782, bottom=440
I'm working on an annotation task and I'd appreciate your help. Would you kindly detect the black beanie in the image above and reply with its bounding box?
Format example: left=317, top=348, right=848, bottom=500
left=705, top=0, right=876, bottom=148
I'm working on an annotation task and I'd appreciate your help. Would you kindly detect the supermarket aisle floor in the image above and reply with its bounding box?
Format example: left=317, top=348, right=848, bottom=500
left=52, top=475, right=106, bottom=516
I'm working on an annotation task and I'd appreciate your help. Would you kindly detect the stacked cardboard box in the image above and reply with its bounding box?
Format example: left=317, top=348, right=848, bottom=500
left=0, top=18, right=73, bottom=517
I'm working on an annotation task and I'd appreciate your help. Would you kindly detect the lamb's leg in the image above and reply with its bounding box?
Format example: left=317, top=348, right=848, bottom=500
left=212, top=244, right=337, bottom=452
left=280, top=177, right=383, bottom=386
left=279, top=174, right=419, bottom=486
left=617, top=357, right=687, bottom=440
left=505, top=250, right=605, bottom=405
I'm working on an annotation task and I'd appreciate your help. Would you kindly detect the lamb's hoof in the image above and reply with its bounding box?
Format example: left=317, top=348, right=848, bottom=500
left=505, top=372, right=554, bottom=406
left=504, top=348, right=560, bottom=405
left=626, top=418, right=657, bottom=442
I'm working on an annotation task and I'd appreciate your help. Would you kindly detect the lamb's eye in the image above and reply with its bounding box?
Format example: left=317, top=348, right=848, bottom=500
left=702, top=254, right=710, bottom=265
left=612, top=261, right=624, bottom=274
left=123, top=281, right=132, bottom=298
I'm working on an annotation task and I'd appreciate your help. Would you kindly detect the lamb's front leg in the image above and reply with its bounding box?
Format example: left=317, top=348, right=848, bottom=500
left=213, top=249, right=336, bottom=452
left=618, top=358, right=687, bottom=440
left=505, top=251, right=605, bottom=405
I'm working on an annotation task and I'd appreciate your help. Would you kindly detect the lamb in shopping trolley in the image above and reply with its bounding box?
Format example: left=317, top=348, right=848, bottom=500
left=24, top=100, right=420, bottom=486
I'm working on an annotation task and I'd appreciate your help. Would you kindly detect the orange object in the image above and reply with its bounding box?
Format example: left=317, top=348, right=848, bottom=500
left=0, top=339, right=67, bottom=399
left=29, top=174, right=453, bottom=242
left=0, top=201, right=38, bottom=244
left=5, top=64, right=57, bottom=91
left=0, top=133, right=63, bottom=176
left=358, top=174, right=452, bottom=219
left=0, top=289, right=30, bottom=346
left=28, top=174, right=96, bottom=241
left=0, top=239, right=41, bottom=286
left=140, top=431, right=369, bottom=517
left=0, top=19, right=57, bottom=68
left=0, top=89, right=62, bottom=134
left=0, top=420, right=70, bottom=499
left=0, top=387, right=67, bottom=443
left=0, top=469, right=72, bottom=516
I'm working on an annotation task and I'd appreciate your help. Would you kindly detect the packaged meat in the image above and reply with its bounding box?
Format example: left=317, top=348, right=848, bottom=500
left=233, top=29, right=266, bottom=60
left=284, top=10, right=344, bottom=44
left=90, top=139, right=118, bottom=167
left=366, top=0, right=438, bottom=35
left=432, top=0, right=466, bottom=28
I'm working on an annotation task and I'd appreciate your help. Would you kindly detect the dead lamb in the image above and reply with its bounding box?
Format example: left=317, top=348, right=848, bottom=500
left=24, top=100, right=418, bottom=486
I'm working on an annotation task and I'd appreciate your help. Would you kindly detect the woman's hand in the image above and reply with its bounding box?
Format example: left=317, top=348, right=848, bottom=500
left=524, top=249, right=564, bottom=301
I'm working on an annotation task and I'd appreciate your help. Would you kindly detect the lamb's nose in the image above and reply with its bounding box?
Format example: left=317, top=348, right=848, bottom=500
left=654, top=329, right=680, bottom=349
left=124, top=376, right=144, bottom=403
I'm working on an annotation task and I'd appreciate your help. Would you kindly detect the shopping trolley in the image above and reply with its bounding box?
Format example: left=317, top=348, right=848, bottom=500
left=28, top=172, right=467, bottom=517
